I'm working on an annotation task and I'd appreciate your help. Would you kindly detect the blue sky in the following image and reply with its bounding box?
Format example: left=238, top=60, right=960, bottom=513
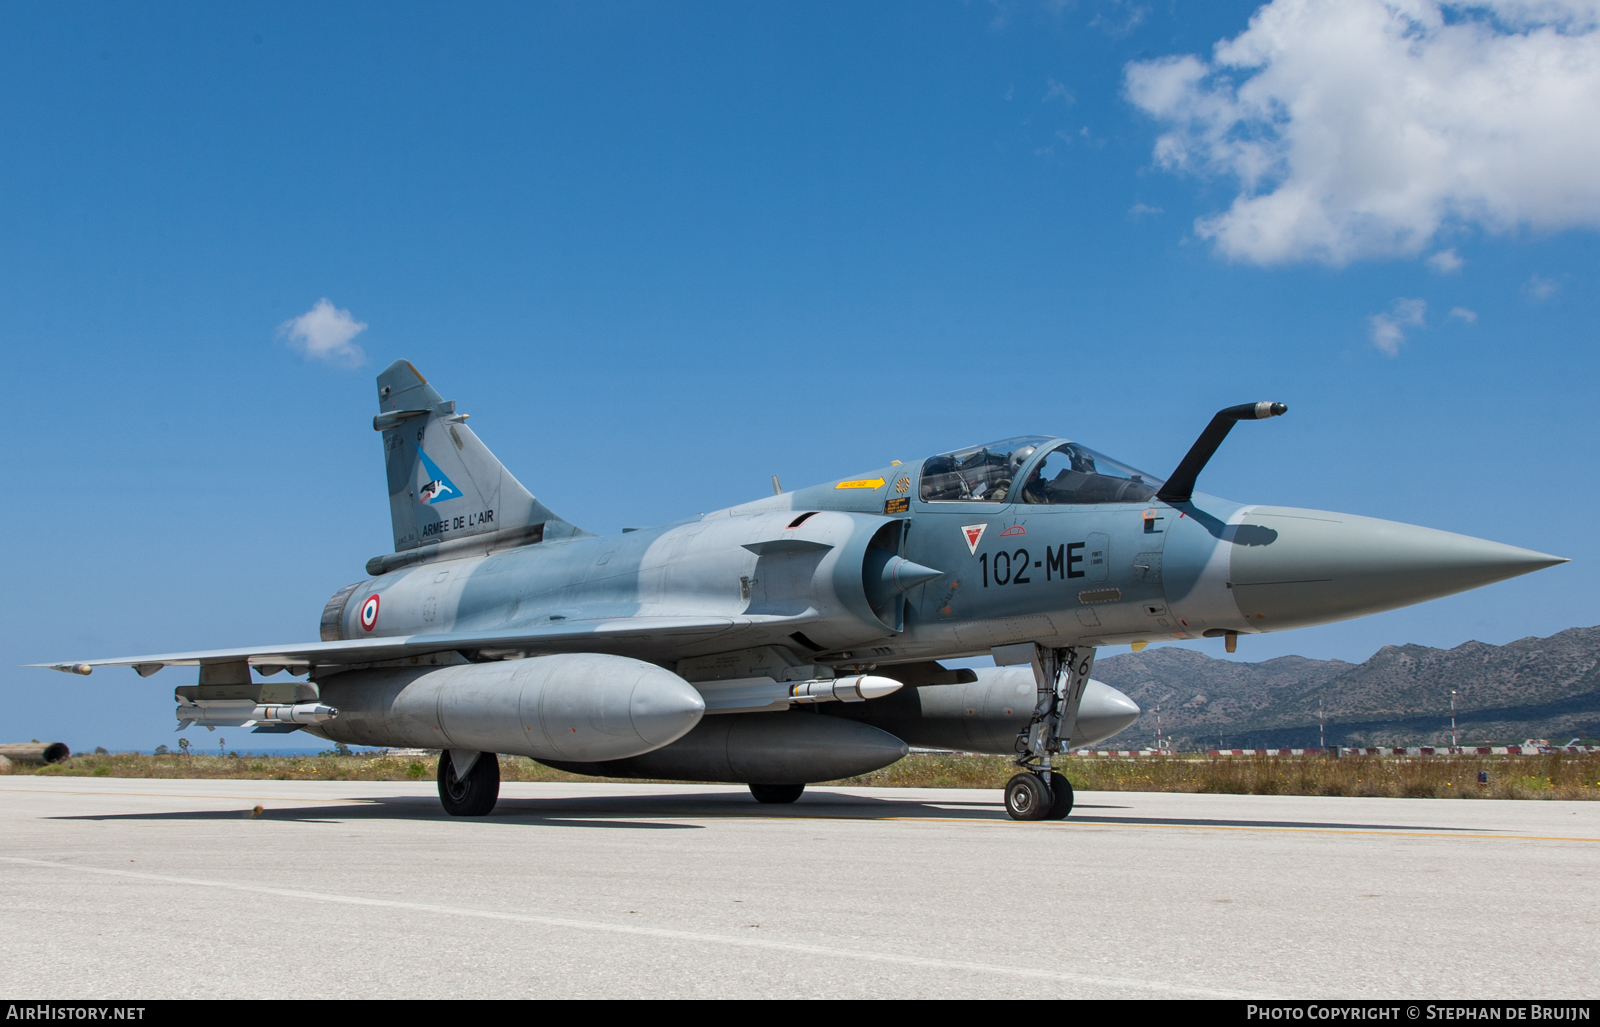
left=5, top=0, right=1597, bottom=751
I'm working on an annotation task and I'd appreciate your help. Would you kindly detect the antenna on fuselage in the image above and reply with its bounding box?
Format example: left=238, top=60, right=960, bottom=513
left=771, top=475, right=783, bottom=495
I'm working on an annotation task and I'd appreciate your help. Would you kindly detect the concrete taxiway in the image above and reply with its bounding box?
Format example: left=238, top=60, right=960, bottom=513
left=0, top=778, right=1595, bottom=999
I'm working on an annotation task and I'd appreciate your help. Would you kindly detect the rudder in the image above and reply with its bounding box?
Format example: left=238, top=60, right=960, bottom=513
left=375, top=359, right=585, bottom=553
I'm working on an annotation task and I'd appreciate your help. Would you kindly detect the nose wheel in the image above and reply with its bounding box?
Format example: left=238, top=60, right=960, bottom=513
left=1005, top=644, right=1095, bottom=822
left=1004, top=771, right=1075, bottom=821
left=1047, top=773, right=1073, bottom=819
left=1005, top=772, right=1051, bottom=820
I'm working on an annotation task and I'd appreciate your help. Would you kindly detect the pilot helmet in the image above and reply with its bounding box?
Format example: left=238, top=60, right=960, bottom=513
left=1008, top=445, right=1038, bottom=472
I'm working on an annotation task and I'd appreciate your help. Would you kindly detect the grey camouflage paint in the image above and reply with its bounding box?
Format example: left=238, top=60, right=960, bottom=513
left=37, top=360, right=1567, bottom=759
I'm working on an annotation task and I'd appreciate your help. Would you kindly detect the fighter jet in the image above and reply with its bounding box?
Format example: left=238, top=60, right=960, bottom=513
left=36, top=361, right=1567, bottom=820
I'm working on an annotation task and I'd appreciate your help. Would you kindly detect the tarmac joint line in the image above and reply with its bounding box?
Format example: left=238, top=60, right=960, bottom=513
left=0, top=855, right=1243, bottom=998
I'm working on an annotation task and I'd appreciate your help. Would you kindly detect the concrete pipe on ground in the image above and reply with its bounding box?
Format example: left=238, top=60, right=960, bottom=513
left=0, top=742, right=71, bottom=765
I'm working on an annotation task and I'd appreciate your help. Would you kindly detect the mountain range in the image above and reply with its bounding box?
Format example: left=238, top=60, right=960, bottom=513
left=1089, top=625, right=1600, bottom=750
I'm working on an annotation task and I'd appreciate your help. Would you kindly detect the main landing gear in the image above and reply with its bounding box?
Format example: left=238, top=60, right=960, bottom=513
left=749, top=783, right=806, bottom=804
left=438, top=749, right=500, bottom=817
left=1005, top=643, right=1096, bottom=822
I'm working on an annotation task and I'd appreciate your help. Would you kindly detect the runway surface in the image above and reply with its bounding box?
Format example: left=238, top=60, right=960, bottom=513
left=1, top=778, right=1596, bottom=999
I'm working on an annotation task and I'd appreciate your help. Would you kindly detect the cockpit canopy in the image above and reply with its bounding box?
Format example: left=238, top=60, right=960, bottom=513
left=918, top=437, right=1049, bottom=504
left=919, top=437, right=1164, bottom=505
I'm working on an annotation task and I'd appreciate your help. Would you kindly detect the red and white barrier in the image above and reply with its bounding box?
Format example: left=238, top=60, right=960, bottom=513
left=1060, top=746, right=1600, bottom=757
left=1326, top=745, right=1599, bottom=756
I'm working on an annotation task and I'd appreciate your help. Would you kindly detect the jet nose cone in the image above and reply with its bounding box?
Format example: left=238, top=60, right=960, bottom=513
left=1229, top=507, right=1567, bottom=631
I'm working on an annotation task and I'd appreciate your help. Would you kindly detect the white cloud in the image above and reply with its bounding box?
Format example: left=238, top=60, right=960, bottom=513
left=1042, top=77, right=1075, bottom=104
left=1075, top=125, right=1106, bottom=149
left=1449, top=306, right=1478, bottom=321
left=1129, top=203, right=1165, bottom=218
left=1091, top=1, right=1150, bottom=38
left=1527, top=273, right=1563, bottom=299
left=1427, top=248, right=1465, bottom=273
left=1124, top=1, right=1600, bottom=265
left=280, top=298, right=368, bottom=366
left=1369, top=297, right=1427, bottom=355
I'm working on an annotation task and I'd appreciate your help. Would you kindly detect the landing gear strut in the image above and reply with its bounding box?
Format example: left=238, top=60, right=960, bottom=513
left=1006, top=644, right=1095, bottom=822
left=438, top=749, right=500, bottom=817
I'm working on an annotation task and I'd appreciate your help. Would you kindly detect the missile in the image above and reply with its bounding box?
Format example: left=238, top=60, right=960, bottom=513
left=693, top=674, right=903, bottom=713
left=788, top=675, right=902, bottom=704
left=259, top=703, right=339, bottom=724
left=176, top=701, right=338, bottom=728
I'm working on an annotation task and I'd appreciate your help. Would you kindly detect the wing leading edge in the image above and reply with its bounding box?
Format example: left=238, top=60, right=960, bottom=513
left=31, top=614, right=811, bottom=677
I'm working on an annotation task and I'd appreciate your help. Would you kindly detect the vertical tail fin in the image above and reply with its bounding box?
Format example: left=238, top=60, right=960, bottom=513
left=375, top=360, right=586, bottom=553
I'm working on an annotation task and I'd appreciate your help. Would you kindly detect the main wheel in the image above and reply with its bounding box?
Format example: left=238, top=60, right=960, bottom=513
left=437, top=750, right=500, bottom=817
left=1004, top=772, right=1053, bottom=821
left=1045, top=773, right=1074, bottom=820
left=749, top=783, right=805, bottom=804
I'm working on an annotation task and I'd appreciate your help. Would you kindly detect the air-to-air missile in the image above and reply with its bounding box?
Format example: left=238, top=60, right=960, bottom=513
left=37, top=364, right=1565, bottom=820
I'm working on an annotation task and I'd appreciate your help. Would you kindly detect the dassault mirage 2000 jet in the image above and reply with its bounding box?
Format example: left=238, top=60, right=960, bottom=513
left=37, top=361, right=1567, bottom=820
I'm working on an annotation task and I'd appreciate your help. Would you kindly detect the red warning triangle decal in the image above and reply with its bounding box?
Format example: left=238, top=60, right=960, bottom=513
left=962, top=524, right=987, bottom=555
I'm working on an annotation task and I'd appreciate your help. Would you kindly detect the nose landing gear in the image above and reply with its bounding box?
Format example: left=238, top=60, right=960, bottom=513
left=1004, top=771, right=1052, bottom=820
left=1004, top=771, right=1076, bottom=821
left=1006, top=644, right=1095, bottom=822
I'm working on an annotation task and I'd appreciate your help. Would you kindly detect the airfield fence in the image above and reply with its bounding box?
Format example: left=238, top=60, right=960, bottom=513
left=839, top=750, right=1600, bottom=798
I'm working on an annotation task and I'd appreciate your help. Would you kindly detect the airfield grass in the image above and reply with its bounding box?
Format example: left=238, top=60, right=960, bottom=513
left=5, top=750, right=1600, bottom=800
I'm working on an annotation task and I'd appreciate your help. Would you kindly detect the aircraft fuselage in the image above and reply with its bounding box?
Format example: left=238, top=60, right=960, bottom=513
left=334, top=451, right=1554, bottom=672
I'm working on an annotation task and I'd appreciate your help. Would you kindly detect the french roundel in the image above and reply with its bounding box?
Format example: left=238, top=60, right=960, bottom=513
left=359, top=594, right=380, bottom=632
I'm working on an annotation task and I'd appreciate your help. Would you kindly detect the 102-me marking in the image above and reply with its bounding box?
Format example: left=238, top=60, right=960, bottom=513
left=980, top=542, right=1084, bottom=587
